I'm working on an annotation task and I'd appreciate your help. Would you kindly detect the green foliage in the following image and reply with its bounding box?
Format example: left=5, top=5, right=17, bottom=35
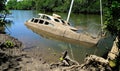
left=35, top=0, right=100, bottom=13
left=104, top=1, right=120, bottom=69
left=6, top=0, right=102, bottom=14
left=59, top=57, right=64, bottom=61
left=7, top=0, right=35, bottom=10
left=109, top=59, right=116, bottom=67
left=0, top=0, right=6, bottom=12
left=104, top=0, right=120, bottom=36
left=0, top=0, right=9, bottom=22
left=4, top=40, right=14, bottom=48
left=74, top=0, right=99, bottom=13
left=6, top=0, right=17, bottom=9
left=0, top=0, right=8, bottom=14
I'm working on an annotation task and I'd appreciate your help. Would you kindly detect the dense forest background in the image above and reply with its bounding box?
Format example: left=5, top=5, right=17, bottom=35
left=6, top=0, right=103, bottom=14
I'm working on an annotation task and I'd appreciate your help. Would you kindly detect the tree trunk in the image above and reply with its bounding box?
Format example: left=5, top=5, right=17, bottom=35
left=118, top=31, right=120, bottom=49
left=107, top=34, right=120, bottom=70
left=108, top=37, right=119, bottom=60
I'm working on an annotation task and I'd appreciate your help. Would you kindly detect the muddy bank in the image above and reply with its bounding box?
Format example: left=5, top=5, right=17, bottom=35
left=0, top=34, right=22, bottom=71
left=0, top=34, right=114, bottom=71
left=0, top=34, right=52, bottom=71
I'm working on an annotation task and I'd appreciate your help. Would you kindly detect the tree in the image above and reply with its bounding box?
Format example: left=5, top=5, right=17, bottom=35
left=104, top=0, right=120, bottom=45
left=35, top=0, right=100, bottom=13
left=104, top=0, right=120, bottom=70
left=0, top=0, right=9, bottom=20
left=7, top=0, right=17, bottom=9
left=7, top=0, right=35, bottom=10
left=0, top=0, right=8, bottom=33
left=6, top=0, right=101, bottom=14
left=0, top=0, right=6, bottom=12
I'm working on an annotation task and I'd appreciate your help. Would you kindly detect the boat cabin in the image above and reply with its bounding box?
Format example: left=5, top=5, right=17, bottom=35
left=28, top=13, right=78, bottom=31
left=38, top=13, right=70, bottom=26
left=30, top=18, right=55, bottom=27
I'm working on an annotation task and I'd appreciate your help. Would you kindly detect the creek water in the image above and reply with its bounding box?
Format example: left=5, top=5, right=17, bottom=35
left=5, top=10, right=113, bottom=64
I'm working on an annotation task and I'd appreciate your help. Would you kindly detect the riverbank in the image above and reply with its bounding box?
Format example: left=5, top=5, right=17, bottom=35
left=0, top=33, right=53, bottom=71
left=0, top=33, right=113, bottom=71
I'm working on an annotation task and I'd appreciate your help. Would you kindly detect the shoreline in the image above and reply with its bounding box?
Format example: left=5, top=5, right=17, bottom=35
left=0, top=33, right=113, bottom=71
left=0, top=33, right=53, bottom=71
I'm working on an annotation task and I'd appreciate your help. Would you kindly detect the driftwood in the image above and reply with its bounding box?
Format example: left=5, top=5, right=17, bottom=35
left=75, top=55, right=112, bottom=71
left=50, top=51, right=112, bottom=71
left=50, top=37, right=120, bottom=71
left=108, top=37, right=120, bottom=60
left=50, top=51, right=79, bottom=69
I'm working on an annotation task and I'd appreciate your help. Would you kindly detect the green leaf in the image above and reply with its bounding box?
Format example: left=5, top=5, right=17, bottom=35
left=109, top=60, right=116, bottom=67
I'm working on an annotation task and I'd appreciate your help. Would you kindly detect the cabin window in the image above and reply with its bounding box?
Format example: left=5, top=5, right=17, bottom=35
left=41, top=15, right=44, bottom=19
left=44, top=21, right=54, bottom=27
left=61, top=20, right=65, bottom=24
left=31, top=18, right=34, bottom=22
left=44, top=21, right=49, bottom=25
left=45, top=16, right=51, bottom=20
left=54, top=19, right=60, bottom=22
left=39, top=20, right=44, bottom=24
left=34, top=19, right=39, bottom=23
left=67, top=23, right=70, bottom=25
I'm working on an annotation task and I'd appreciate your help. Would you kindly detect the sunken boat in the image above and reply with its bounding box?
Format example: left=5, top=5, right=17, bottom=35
left=25, top=13, right=100, bottom=45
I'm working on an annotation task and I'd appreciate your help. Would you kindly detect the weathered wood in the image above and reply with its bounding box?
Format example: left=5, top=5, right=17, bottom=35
left=51, top=54, right=112, bottom=71
left=108, top=37, right=120, bottom=60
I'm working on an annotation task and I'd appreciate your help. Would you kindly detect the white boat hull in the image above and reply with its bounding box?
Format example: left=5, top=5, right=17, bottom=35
left=25, top=21, right=100, bottom=47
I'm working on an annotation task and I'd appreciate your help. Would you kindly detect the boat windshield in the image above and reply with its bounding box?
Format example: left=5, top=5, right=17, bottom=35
left=60, top=19, right=70, bottom=26
left=54, top=19, right=60, bottom=22
left=41, top=15, right=51, bottom=20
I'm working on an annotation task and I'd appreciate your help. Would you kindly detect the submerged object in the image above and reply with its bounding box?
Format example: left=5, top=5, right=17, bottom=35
left=25, top=13, right=100, bottom=46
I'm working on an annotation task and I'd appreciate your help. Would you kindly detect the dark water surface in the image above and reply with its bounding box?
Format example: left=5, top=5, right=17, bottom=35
left=5, top=10, right=113, bottom=63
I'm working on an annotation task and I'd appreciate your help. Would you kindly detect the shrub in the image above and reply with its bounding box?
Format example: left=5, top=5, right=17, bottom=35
left=4, top=40, right=14, bottom=48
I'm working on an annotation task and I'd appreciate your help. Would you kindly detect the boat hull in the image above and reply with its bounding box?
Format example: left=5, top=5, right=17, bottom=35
left=25, top=22, right=100, bottom=47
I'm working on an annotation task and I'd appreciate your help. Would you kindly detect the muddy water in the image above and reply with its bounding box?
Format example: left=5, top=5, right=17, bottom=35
left=5, top=10, right=113, bottom=64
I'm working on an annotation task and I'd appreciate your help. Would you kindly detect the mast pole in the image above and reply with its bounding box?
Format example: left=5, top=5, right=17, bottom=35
left=67, top=0, right=74, bottom=22
left=100, top=0, right=103, bottom=36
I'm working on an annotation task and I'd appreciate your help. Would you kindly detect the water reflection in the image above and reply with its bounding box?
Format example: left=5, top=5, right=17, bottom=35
left=0, top=17, right=13, bottom=34
left=5, top=10, right=113, bottom=64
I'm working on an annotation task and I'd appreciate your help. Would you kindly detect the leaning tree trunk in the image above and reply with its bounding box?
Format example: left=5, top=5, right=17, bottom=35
left=118, top=31, right=120, bottom=49
left=108, top=36, right=119, bottom=60
left=107, top=33, right=120, bottom=70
